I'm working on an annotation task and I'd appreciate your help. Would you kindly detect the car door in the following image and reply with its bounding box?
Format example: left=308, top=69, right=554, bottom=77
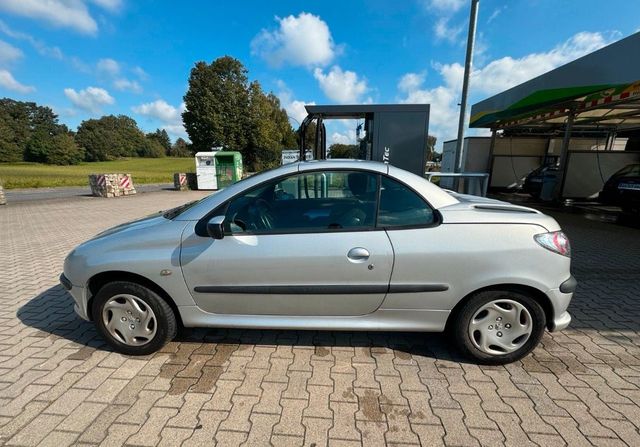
left=375, top=175, right=455, bottom=313
left=180, top=170, right=394, bottom=316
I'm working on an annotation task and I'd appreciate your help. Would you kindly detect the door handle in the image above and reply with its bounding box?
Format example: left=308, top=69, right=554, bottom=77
left=347, top=247, right=370, bottom=263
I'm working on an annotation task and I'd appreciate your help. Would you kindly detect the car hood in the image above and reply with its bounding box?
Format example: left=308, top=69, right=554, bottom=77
left=439, top=193, right=560, bottom=231
left=89, top=212, right=167, bottom=241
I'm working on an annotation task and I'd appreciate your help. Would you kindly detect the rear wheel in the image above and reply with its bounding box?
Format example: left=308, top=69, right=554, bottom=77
left=92, top=281, right=177, bottom=355
left=452, top=290, right=546, bottom=365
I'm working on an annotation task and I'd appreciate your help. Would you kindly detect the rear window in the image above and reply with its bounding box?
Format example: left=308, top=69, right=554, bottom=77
left=377, top=176, right=435, bottom=227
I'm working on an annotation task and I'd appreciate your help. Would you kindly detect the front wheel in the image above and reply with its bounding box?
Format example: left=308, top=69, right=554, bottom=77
left=92, top=281, right=177, bottom=355
left=452, top=290, right=546, bottom=365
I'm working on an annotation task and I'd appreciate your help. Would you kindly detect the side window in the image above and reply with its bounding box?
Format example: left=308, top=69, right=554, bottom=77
left=377, top=176, right=435, bottom=227
left=225, top=171, right=378, bottom=234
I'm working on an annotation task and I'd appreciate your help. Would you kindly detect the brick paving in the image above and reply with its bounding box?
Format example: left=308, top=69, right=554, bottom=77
left=0, top=191, right=639, bottom=446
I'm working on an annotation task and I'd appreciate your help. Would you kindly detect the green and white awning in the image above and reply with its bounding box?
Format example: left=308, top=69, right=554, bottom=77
left=470, top=33, right=640, bottom=131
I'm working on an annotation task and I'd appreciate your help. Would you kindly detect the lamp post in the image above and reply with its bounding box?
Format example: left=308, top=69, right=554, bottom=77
left=454, top=0, right=480, bottom=173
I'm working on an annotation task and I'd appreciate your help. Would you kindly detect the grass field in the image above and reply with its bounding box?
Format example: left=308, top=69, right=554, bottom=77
left=0, top=158, right=195, bottom=189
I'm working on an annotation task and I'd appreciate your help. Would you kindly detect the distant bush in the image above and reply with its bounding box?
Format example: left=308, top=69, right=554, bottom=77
left=137, top=137, right=166, bottom=158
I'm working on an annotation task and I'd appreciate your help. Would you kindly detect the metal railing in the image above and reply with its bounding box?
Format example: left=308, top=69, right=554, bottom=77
left=425, top=172, right=490, bottom=197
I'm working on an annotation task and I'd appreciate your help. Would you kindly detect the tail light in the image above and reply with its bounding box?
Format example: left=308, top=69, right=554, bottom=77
left=534, top=231, right=571, bottom=257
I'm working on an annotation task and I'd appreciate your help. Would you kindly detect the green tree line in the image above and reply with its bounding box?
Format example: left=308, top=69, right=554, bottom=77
left=0, top=98, right=192, bottom=165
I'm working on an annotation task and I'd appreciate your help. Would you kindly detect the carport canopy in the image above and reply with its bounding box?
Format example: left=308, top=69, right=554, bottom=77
left=470, top=32, right=640, bottom=133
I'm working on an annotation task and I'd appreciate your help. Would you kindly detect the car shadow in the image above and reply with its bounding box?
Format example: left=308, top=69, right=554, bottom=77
left=17, top=285, right=112, bottom=351
left=18, top=285, right=469, bottom=363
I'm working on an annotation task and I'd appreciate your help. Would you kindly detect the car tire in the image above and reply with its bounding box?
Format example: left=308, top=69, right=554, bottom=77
left=452, top=290, right=546, bottom=365
left=92, top=281, right=177, bottom=355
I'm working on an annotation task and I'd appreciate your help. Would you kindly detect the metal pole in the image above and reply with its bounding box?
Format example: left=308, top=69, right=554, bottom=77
left=486, top=128, right=497, bottom=187
left=454, top=0, right=480, bottom=173
left=554, top=110, right=576, bottom=200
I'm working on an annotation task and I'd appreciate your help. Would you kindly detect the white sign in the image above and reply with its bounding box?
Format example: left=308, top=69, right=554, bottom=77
left=281, top=150, right=313, bottom=165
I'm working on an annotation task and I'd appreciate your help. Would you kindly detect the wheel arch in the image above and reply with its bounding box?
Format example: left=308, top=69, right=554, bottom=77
left=446, top=284, right=554, bottom=331
left=86, top=271, right=183, bottom=328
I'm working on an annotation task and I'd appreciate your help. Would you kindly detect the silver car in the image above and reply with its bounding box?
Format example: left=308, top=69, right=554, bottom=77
left=61, top=160, right=575, bottom=364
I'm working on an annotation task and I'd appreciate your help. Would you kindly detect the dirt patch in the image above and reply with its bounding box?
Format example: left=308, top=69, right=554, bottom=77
left=159, top=342, right=239, bottom=395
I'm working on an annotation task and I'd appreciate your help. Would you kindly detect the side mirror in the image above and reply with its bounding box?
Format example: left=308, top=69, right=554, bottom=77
left=206, top=215, right=225, bottom=239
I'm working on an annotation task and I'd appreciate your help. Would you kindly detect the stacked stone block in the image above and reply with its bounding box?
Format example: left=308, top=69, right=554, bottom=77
left=173, top=172, right=198, bottom=191
left=88, top=173, right=136, bottom=198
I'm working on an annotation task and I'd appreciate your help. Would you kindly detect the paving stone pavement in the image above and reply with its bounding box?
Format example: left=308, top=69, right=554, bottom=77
left=1, top=191, right=639, bottom=446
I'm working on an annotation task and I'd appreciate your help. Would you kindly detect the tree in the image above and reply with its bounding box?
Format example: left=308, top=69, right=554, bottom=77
left=44, top=133, right=85, bottom=165
left=328, top=143, right=359, bottom=159
left=245, top=82, right=296, bottom=170
left=169, top=137, right=192, bottom=157
left=0, top=99, right=64, bottom=162
left=182, top=57, right=296, bottom=171
left=76, top=115, right=146, bottom=161
left=298, top=121, right=317, bottom=152
left=183, top=56, right=250, bottom=153
left=138, top=136, right=166, bottom=158
left=0, top=115, right=18, bottom=162
left=147, top=129, right=171, bottom=155
left=425, top=135, right=437, bottom=161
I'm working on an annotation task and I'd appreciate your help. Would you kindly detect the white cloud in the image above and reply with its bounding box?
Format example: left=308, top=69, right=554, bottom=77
left=132, top=66, right=148, bottom=80
left=399, top=31, right=614, bottom=146
left=423, top=0, right=466, bottom=13
left=487, top=7, right=503, bottom=24
left=434, top=17, right=464, bottom=43
left=330, top=130, right=357, bottom=145
left=398, top=72, right=425, bottom=93
left=133, top=100, right=181, bottom=123
left=89, top=0, right=122, bottom=12
left=470, top=31, right=610, bottom=97
left=113, top=78, right=141, bottom=93
left=276, top=80, right=314, bottom=126
left=313, top=66, right=367, bottom=104
left=0, top=0, right=98, bottom=35
left=97, top=58, right=145, bottom=93
left=97, top=58, right=120, bottom=76
left=0, top=69, right=35, bottom=93
left=132, top=99, right=187, bottom=139
left=252, top=12, right=336, bottom=67
left=400, top=81, right=460, bottom=146
left=0, top=20, right=66, bottom=61
left=64, top=86, right=114, bottom=112
left=0, top=39, right=22, bottom=65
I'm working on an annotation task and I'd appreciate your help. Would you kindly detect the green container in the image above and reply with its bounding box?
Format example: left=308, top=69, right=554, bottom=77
left=214, top=151, right=243, bottom=188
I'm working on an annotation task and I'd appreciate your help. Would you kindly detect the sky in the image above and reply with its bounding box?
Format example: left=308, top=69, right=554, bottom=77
left=0, top=0, right=638, bottom=150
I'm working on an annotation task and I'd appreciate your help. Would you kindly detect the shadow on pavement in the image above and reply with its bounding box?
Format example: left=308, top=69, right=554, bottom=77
left=17, top=285, right=111, bottom=351
left=18, top=285, right=467, bottom=363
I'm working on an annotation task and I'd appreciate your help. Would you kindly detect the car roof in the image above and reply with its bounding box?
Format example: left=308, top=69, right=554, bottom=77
left=296, top=159, right=389, bottom=174
left=176, top=159, right=458, bottom=220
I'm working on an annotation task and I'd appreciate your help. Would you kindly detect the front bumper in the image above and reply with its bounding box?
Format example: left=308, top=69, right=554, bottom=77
left=60, top=273, right=90, bottom=321
left=550, top=311, right=572, bottom=332
left=546, top=275, right=576, bottom=332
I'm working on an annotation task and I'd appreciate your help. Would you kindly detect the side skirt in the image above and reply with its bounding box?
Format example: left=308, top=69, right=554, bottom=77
left=177, top=306, right=450, bottom=332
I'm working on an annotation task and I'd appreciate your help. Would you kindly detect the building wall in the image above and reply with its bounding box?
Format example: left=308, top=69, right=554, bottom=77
left=563, top=151, right=640, bottom=198
left=446, top=136, right=635, bottom=194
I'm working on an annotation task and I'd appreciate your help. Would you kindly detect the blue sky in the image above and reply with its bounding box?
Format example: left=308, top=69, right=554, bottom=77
left=0, top=0, right=638, bottom=149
